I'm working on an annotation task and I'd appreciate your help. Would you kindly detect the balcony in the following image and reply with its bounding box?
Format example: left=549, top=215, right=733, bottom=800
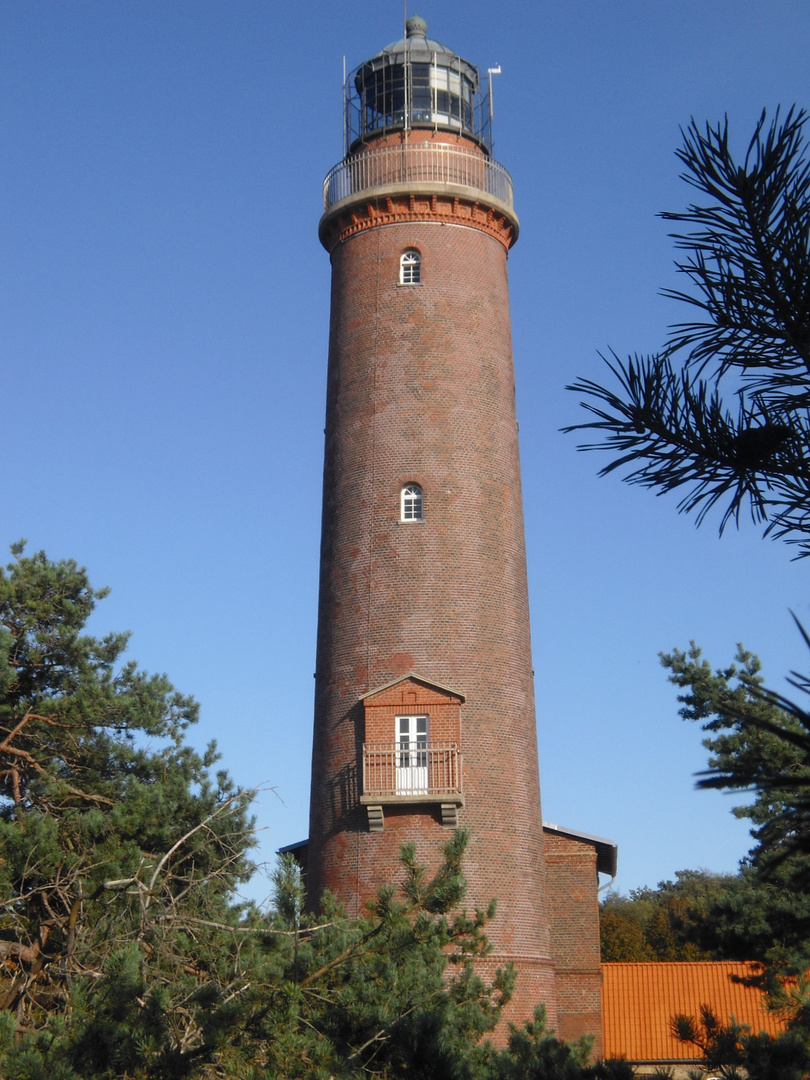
left=361, top=741, right=463, bottom=804
left=322, top=141, right=514, bottom=214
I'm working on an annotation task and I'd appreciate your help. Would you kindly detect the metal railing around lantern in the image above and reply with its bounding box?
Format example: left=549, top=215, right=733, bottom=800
left=323, top=142, right=514, bottom=213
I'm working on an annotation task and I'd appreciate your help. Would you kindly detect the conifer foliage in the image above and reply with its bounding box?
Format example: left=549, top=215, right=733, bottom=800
left=566, top=105, right=810, bottom=1076
left=660, top=644, right=810, bottom=983
left=564, top=98, right=810, bottom=973
left=0, top=543, right=622, bottom=1079
left=0, top=542, right=255, bottom=1076
left=565, top=107, right=810, bottom=554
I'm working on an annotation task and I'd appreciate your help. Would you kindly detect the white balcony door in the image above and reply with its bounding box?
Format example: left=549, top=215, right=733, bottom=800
left=396, top=715, right=428, bottom=794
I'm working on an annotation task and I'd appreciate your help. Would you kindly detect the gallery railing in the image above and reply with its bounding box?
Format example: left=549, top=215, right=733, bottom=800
left=323, top=142, right=513, bottom=212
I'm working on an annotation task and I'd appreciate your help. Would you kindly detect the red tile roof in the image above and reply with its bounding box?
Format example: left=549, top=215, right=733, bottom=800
left=602, top=962, right=788, bottom=1064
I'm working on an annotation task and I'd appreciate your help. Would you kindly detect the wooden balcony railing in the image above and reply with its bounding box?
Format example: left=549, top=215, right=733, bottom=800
left=362, top=741, right=462, bottom=800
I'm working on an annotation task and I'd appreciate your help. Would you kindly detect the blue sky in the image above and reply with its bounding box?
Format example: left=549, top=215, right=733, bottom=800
left=3, top=1, right=810, bottom=907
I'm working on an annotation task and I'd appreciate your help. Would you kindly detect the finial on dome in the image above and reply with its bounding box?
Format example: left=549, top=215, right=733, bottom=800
left=405, top=14, right=427, bottom=38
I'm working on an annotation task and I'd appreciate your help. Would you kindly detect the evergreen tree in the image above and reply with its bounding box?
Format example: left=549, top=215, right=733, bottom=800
left=0, top=542, right=257, bottom=1076
left=565, top=107, right=810, bottom=554
left=662, top=643, right=810, bottom=873
left=674, top=1003, right=810, bottom=1080
left=0, top=544, right=627, bottom=1078
left=660, top=644, right=810, bottom=982
left=564, top=106, right=810, bottom=1075
left=563, top=101, right=810, bottom=973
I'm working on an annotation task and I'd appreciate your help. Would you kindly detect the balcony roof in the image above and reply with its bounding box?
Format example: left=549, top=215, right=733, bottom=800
left=361, top=672, right=466, bottom=703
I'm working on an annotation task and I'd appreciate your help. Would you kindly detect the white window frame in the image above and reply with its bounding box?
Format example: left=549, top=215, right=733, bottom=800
left=401, top=483, right=423, bottom=522
left=396, top=714, right=429, bottom=793
left=399, top=249, right=421, bottom=285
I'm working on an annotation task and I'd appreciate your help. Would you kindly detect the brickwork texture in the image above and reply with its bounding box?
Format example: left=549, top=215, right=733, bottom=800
left=308, top=147, right=558, bottom=1027
left=545, top=831, right=604, bottom=1055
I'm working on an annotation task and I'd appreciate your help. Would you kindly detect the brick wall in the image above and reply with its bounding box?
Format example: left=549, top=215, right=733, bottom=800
left=308, top=135, right=557, bottom=1029
left=545, top=830, right=604, bottom=1055
left=363, top=676, right=462, bottom=744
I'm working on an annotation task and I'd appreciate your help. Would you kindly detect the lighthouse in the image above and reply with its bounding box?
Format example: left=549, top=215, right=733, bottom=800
left=300, top=17, right=613, bottom=1039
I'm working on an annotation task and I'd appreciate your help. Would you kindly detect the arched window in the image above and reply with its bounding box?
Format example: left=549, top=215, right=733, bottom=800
left=401, top=483, right=423, bottom=521
left=399, top=249, right=421, bottom=285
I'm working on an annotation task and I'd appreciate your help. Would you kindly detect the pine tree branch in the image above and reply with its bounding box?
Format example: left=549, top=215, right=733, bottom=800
left=565, top=108, right=810, bottom=553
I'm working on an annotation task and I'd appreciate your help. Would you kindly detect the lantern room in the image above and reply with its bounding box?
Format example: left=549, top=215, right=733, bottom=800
left=345, top=15, right=492, bottom=153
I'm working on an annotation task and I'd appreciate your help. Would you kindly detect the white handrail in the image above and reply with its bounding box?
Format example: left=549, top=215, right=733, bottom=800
left=323, top=142, right=514, bottom=212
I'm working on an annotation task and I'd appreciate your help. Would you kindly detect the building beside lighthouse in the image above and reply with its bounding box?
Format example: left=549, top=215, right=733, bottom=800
left=287, top=16, right=616, bottom=1047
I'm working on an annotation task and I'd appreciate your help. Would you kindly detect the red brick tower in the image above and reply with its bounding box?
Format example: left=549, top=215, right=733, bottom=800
left=309, top=17, right=557, bottom=1025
